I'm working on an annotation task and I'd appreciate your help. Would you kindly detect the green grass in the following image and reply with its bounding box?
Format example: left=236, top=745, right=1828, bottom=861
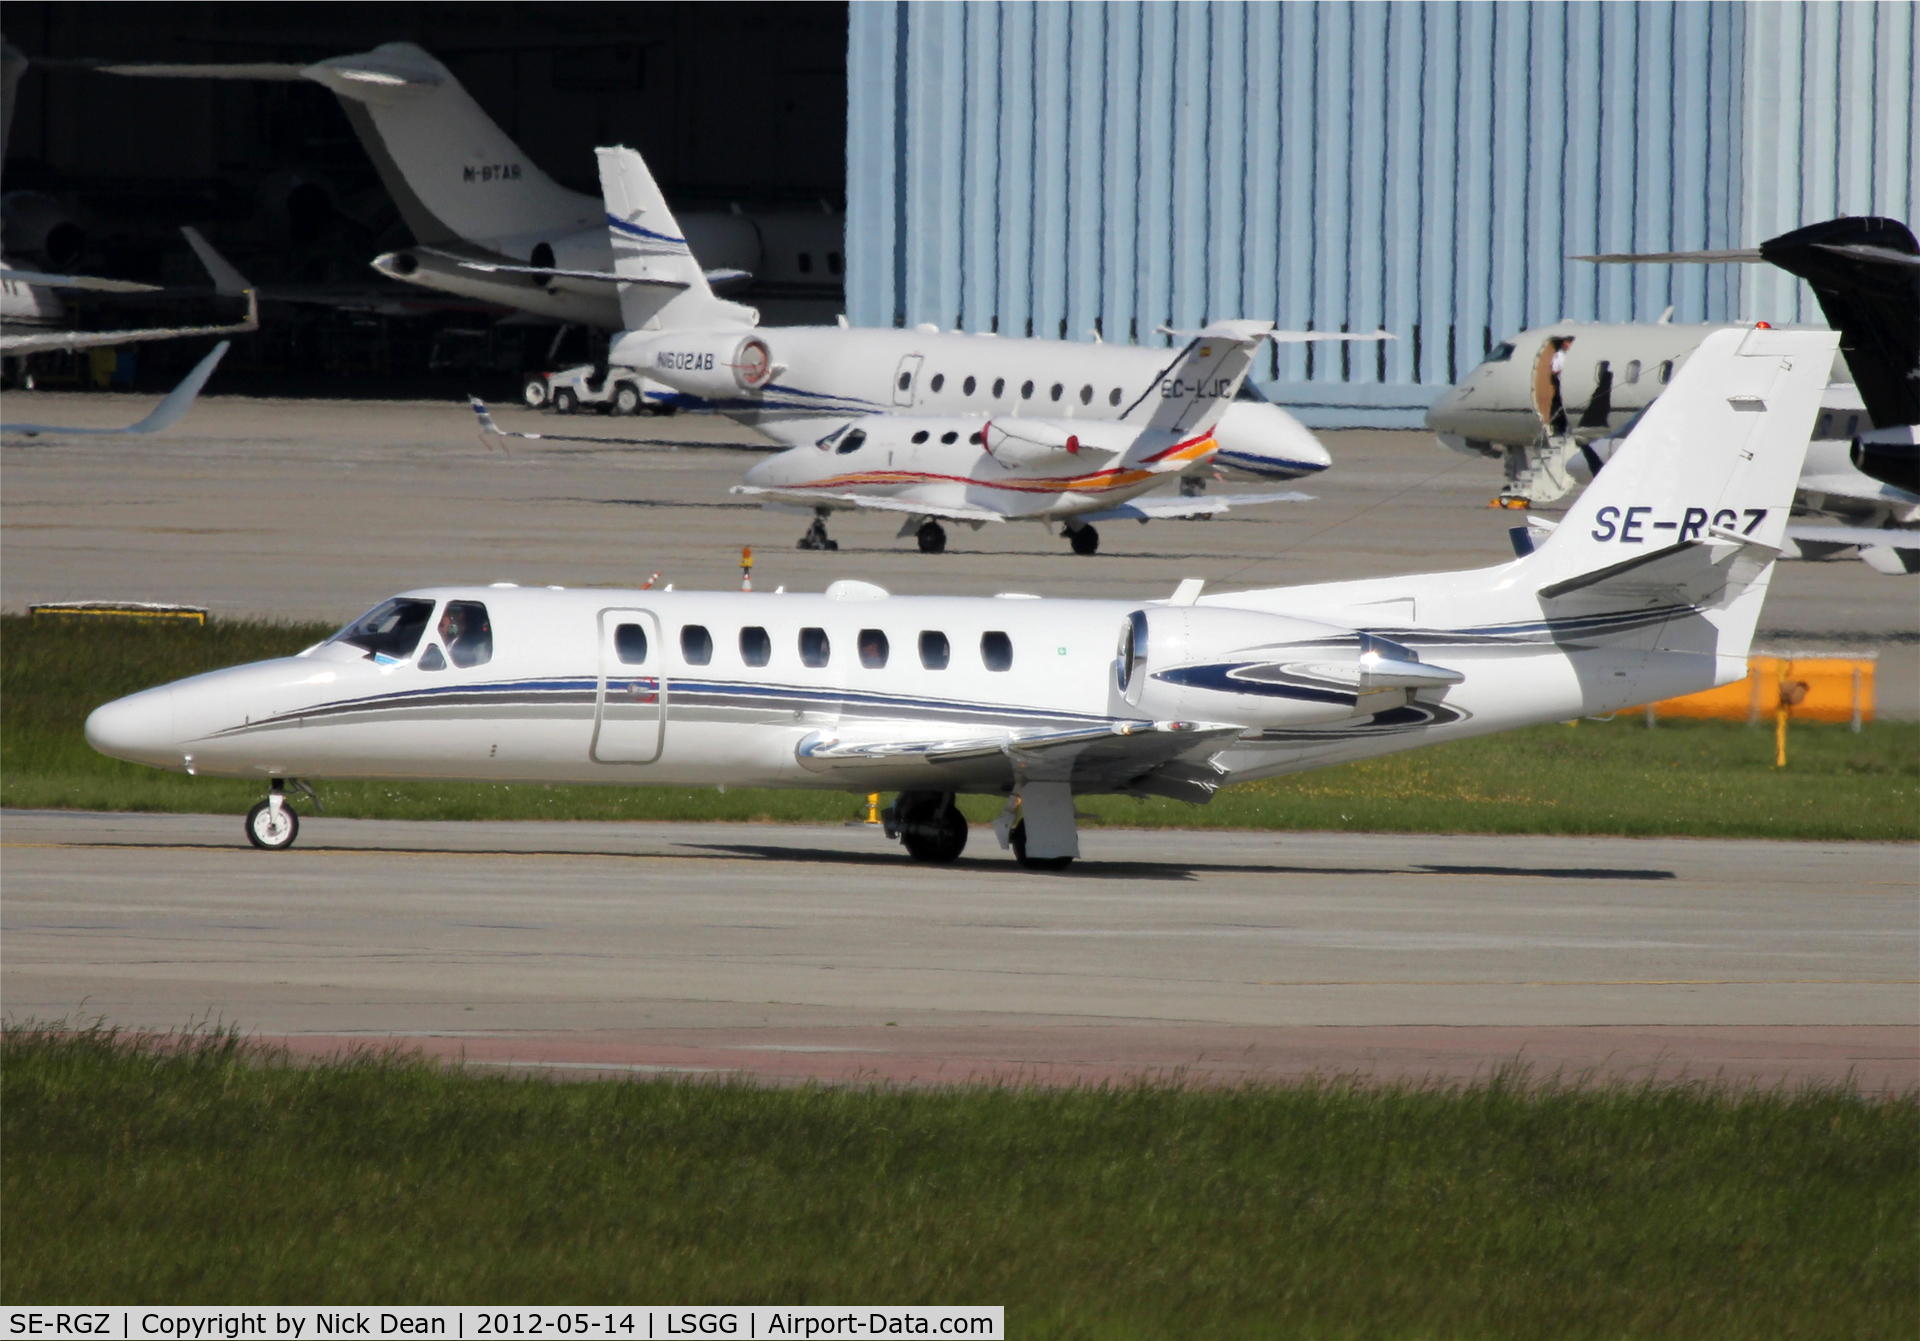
left=3, top=1025, right=1913, bottom=1333
left=4, top=614, right=1916, bottom=839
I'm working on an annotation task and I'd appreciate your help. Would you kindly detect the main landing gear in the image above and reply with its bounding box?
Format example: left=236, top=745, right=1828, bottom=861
left=245, top=779, right=320, bottom=850
left=915, top=519, right=947, bottom=554
left=1066, top=521, right=1100, bottom=556
left=797, top=509, right=839, bottom=551
left=885, top=790, right=968, bottom=863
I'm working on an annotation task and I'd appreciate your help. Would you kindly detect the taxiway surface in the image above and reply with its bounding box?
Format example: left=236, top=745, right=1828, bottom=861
left=3, top=393, right=1913, bottom=711
left=5, top=810, right=1913, bottom=1088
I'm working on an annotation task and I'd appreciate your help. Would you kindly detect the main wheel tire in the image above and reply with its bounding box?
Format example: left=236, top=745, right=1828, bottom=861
left=522, top=376, right=549, bottom=408
left=902, top=808, right=968, bottom=863
left=1069, top=524, right=1100, bottom=556
left=611, top=382, right=642, bottom=416
left=1009, top=820, right=1073, bottom=871
left=552, top=387, right=579, bottom=415
left=245, top=799, right=299, bottom=851
left=916, top=520, right=947, bottom=554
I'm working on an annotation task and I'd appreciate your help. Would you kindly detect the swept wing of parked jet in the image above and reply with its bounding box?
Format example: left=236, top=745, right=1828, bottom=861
left=87, top=326, right=1832, bottom=866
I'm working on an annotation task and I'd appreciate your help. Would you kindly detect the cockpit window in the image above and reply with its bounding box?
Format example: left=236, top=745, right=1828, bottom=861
left=1480, top=341, right=1517, bottom=365
left=835, top=429, right=867, bottom=455
left=1234, top=379, right=1270, bottom=403
left=439, top=601, right=492, bottom=668
left=330, top=597, right=434, bottom=662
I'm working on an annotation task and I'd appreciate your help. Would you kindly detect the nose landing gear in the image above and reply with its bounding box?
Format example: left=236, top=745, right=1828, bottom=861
left=797, top=509, right=839, bottom=551
left=1067, top=521, right=1100, bottom=555
left=245, top=780, right=299, bottom=850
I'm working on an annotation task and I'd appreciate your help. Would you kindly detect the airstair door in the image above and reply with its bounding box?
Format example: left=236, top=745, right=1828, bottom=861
left=892, top=353, right=924, bottom=406
left=592, top=608, right=665, bottom=764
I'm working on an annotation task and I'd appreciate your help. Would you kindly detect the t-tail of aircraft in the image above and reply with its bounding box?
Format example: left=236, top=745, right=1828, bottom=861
left=1123, top=320, right=1276, bottom=440
left=1522, top=326, right=1835, bottom=679
left=595, top=146, right=758, bottom=333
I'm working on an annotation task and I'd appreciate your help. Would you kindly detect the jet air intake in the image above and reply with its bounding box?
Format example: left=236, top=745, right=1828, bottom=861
left=1116, top=607, right=1463, bottom=728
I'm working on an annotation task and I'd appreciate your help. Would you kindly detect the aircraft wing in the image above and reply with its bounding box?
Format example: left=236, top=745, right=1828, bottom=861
left=794, top=719, right=1245, bottom=794
left=1076, top=489, right=1313, bottom=523
left=2, top=340, right=229, bottom=436
left=0, top=290, right=257, bottom=356
left=1784, top=523, right=1920, bottom=574
left=730, top=485, right=1006, bottom=524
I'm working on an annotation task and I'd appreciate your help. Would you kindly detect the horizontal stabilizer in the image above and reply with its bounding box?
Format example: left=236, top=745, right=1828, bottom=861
left=1572, top=248, right=1764, bottom=263
left=456, top=258, right=690, bottom=290
left=1539, top=528, right=1776, bottom=605
left=1077, top=490, right=1311, bottom=523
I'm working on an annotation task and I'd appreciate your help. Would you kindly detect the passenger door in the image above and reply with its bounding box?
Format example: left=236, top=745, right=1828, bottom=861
left=892, top=353, right=923, bottom=406
left=592, top=608, right=665, bottom=764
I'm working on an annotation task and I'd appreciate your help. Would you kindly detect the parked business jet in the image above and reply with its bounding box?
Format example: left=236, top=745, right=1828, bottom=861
left=557, top=147, right=1350, bottom=551
left=1425, top=218, right=1917, bottom=554
left=1, top=228, right=258, bottom=357
left=96, top=43, right=841, bottom=326
left=731, top=320, right=1310, bottom=554
left=88, top=326, right=1830, bottom=867
left=2, top=339, right=229, bottom=437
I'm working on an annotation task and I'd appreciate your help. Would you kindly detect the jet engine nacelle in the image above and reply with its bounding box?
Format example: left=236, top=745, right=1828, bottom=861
left=1115, top=605, right=1463, bottom=729
left=982, top=418, right=1129, bottom=467
left=615, top=330, right=776, bottom=397
left=1, top=191, right=85, bottom=267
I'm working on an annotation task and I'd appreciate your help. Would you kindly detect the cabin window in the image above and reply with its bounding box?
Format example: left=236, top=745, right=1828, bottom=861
left=919, top=631, right=950, bottom=669
left=993, top=377, right=1006, bottom=397
left=740, top=626, right=771, bottom=667
left=330, top=597, right=434, bottom=661
left=940, top=430, right=958, bottom=444
left=1658, top=360, right=1674, bottom=384
left=930, top=373, right=945, bottom=392
left=981, top=631, right=1013, bottom=671
left=614, top=623, right=649, bottom=664
left=858, top=629, right=889, bottom=668
left=799, top=627, right=831, bottom=667
left=1818, top=414, right=1832, bottom=436
left=827, top=251, right=843, bottom=275
left=1021, top=380, right=1035, bottom=399
left=911, top=430, right=929, bottom=444
left=897, top=371, right=912, bottom=392
left=681, top=624, right=713, bottom=666
left=963, top=375, right=977, bottom=395
left=836, top=429, right=867, bottom=455
left=1624, top=360, right=1641, bottom=384
left=1109, top=387, right=1123, bottom=406
left=1079, top=384, right=1093, bottom=405
left=968, top=430, right=984, bottom=445
left=797, top=252, right=813, bottom=274
left=416, top=644, right=447, bottom=671
left=1846, top=415, right=1860, bottom=436
left=1050, top=382, right=1064, bottom=401
left=440, top=601, right=493, bottom=668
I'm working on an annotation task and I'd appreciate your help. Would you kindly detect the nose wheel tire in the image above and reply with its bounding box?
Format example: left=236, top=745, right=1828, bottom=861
left=1009, top=821, right=1073, bottom=871
left=916, top=520, right=947, bottom=554
left=1068, top=524, right=1100, bottom=556
left=245, top=799, right=300, bottom=851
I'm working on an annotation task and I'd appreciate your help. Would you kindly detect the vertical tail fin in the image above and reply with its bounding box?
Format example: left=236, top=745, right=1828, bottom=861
left=595, top=146, right=757, bottom=332
left=1124, top=320, right=1275, bottom=438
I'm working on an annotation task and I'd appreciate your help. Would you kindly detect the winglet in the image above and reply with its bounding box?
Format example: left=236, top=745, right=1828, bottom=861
left=181, top=226, right=252, bottom=297
left=127, top=340, right=230, bottom=434
left=470, top=396, right=506, bottom=436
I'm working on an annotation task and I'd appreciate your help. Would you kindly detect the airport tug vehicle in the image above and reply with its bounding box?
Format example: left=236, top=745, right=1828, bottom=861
left=88, top=330, right=1832, bottom=867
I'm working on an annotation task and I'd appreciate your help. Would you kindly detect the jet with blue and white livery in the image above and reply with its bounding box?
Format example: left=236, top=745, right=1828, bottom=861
left=87, top=325, right=1832, bottom=868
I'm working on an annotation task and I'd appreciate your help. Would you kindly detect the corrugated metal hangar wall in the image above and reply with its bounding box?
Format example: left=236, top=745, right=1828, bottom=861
left=846, top=1, right=1918, bottom=425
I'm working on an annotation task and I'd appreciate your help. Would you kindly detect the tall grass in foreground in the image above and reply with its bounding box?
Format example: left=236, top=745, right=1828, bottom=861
left=3, top=1025, right=1915, bottom=1335
left=5, top=614, right=1916, bottom=838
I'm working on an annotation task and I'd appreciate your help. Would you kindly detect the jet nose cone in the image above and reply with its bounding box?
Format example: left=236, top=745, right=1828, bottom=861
left=85, top=687, right=178, bottom=768
left=1425, top=385, right=1466, bottom=432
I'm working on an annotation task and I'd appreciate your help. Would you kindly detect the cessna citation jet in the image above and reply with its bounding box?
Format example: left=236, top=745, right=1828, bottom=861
left=88, top=326, right=1831, bottom=868
left=519, top=146, right=1359, bottom=553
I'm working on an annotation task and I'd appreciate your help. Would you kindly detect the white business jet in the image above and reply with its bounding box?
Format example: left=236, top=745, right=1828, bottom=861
left=88, top=325, right=1831, bottom=868
left=535, top=146, right=1356, bottom=553
left=731, top=321, right=1310, bottom=554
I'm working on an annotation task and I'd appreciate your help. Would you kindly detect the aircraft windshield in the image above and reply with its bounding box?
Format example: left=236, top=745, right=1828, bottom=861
left=1480, top=341, right=1517, bottom=365
left=329, top=597, right=435, bottom=661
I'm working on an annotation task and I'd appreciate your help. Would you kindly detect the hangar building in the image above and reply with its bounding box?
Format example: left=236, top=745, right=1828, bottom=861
left=846, top=0, right=1918, bottom=424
